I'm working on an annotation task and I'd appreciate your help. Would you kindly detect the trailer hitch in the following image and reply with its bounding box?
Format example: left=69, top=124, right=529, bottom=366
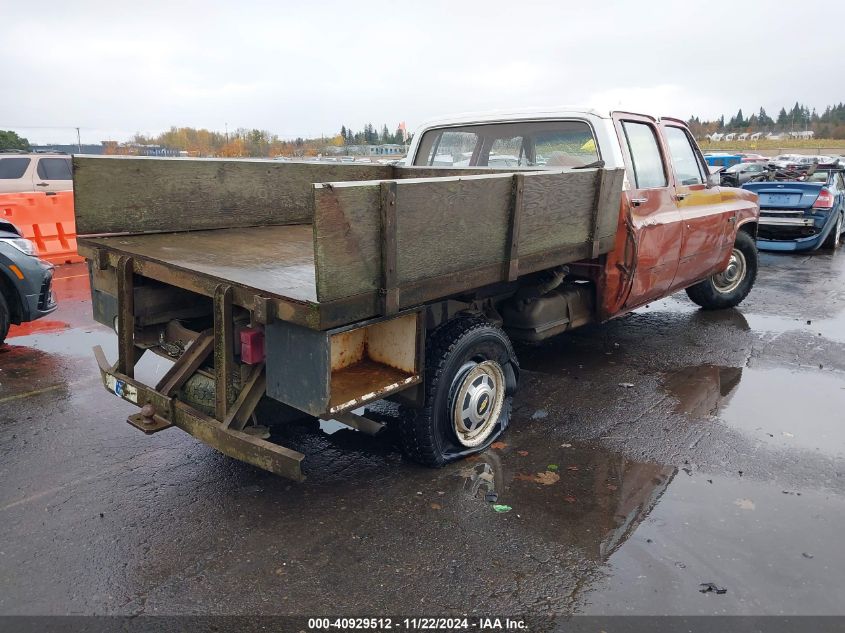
left=93, top=345, right=306, bottom=481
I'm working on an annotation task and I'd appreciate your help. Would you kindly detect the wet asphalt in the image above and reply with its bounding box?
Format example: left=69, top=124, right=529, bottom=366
left=1, top=251, right=844, bottom=618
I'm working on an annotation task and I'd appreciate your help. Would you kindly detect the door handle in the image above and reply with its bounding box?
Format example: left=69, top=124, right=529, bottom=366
left=675, top=193, right=688, bottom=201
left=630, top=197, right=648, bottom=206
left=36, top=182, right=49, bottom=187
left=46, top=191, right=56, bottom=196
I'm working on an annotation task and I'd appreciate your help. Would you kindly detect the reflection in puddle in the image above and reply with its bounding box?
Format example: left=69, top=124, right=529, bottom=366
left=663, top=364, right=845, bottom=457
left=451, top=445, right=675, bottom=563
left=663, top=365, right=742, bottom=417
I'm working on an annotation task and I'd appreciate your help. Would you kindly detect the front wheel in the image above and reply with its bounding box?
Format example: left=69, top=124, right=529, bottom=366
left=686, top=231, right=757, bottom=310
left=399, top=316, right=519, bottom=467
left=0, top=291, right=10, bottom=344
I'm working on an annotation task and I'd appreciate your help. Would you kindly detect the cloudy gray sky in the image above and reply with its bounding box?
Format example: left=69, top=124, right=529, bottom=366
left=2, top=0, right=842, bottom=144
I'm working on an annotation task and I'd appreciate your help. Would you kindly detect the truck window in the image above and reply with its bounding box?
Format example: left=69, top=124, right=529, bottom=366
left=417, top=130, right=479, bottom=166
left=664, top=126, right=704, bottom=186
left=36, top=158, right=72, bottom=181
left=621, top=122, right=667, bottom=189
left=414, top=120, right=598, bottom=168
left=0, top=157, right=31, bottom=179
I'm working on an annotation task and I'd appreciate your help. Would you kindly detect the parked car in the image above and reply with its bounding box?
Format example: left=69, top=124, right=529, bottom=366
left=739, top=153, right=768, bottom=163
left=721, top=161, right=767, bottom=187
left=704, top=153, right=743, bottom=168
left=0, top=220, right=57, bottom=342
left=0, top=152, right=72, bottom=194
left=743, top=167, right=845, bottom=251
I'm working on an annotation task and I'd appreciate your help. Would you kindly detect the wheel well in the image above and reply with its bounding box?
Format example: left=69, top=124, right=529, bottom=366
left=739, top=221, right=758, bottom=239
left=0, top=271, right=24, bottom=324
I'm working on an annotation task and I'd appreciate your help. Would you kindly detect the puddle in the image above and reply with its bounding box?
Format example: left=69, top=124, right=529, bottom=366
left=440, top=438, right=845, bottom=615
left=584, top=472, right=845, bottom=615
left=663, top=365, right=743, bottom=417
left=445, top=442, right=676, bottom=562
left=743, top=311, right=845, bottom=345
left=663, top=364, right=845, bottom=458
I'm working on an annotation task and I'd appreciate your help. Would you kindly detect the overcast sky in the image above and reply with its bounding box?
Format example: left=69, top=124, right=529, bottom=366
left=3, top=0, right=842, bottom=145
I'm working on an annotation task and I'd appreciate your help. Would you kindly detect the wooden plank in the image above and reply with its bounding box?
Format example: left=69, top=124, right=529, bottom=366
left=595, top=168, right=625, bottom=245
left=505, top=173, right=525, bottom=281
left=394, top=173, right=513, bottom=286
left=116, top=256, right=135, bottom=378
left=73, top=156, right=391, bottom=236
left=380, top=181, right=398, bottom=314
left=312, top=181, right=383, bottom=303
left=213, top=284, right=234, bottom=420
left=517, top=169, right=602, bottom=258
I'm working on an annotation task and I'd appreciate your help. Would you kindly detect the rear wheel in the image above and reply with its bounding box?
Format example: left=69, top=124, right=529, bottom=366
left=0, top=292, right=10, bottom=344
left=686, top=231, right=757, bottom=310
left=822, top=211, right=843, bottom=249
left=400, top=316, right=519, bottom=467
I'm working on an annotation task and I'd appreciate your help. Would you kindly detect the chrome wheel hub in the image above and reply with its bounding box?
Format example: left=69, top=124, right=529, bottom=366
left=451, top=361, right=505, bottom=448
left=712, top=248, right=747, bottom=294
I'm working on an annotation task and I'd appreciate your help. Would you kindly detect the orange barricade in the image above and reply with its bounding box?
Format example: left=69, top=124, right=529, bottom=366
left=0, top=190, right=83, bottom=265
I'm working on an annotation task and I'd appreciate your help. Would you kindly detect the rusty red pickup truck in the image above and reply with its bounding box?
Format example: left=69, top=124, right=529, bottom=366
left=75, top=108, right=759, bottom=480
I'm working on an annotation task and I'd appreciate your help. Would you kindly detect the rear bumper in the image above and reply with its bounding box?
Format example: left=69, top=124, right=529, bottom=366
left=756, top=208, right=838, bottom=252
left=93, top=345, right=305, bottom=481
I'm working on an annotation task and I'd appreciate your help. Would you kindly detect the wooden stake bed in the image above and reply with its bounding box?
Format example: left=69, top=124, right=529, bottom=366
left=74, top=157, right=625, bottom=331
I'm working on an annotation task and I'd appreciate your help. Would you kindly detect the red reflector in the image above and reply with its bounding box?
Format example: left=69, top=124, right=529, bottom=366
left=240, top=327, right=265, bottom=365
left=813, top=189, right=834, bottom=209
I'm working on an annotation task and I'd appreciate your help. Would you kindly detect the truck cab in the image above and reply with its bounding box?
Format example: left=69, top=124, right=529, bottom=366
left=406, top=108, right=759, bottom=321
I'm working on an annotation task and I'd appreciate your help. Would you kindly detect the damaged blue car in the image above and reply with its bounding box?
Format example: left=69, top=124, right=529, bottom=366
left=743, top=168, right=845, bottom=252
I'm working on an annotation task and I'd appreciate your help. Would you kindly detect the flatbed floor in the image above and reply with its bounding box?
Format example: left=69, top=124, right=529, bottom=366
left=82, top=224, right=318, bottom=303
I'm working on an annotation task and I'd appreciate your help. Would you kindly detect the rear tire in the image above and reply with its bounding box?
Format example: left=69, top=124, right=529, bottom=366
left=686, top=231, right=757, bottom=310
left=0, top=292, right=10, bottom=344
left=400, top=316, right=519, bottom=467
left=822, top=211, right=843, bottom=249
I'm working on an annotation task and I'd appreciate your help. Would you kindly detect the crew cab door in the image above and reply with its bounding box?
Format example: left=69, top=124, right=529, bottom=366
left=612, top=114, right=682, bottom=309
left=33, top=157, right=73, bottom=193
left=660, top=123, right=732, bottom=289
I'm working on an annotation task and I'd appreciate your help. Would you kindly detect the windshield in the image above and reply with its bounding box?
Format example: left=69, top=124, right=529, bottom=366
left=414, top=120, right=599, bottom=168
left=726, top=163, right=745, bottom=173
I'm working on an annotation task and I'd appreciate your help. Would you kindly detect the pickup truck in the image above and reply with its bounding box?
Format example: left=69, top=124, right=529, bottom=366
left=75, top=108, right=759, bottom=481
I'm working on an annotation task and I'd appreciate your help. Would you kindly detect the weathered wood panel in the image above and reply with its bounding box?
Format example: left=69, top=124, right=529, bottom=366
left=313, top=181, right=383, bottom=303
left=312, top=168, right=624, bottom=306
left=73, top=156, right=390, bottom=235
left=518, top=169, right=601, bottom=256
left=393, top=174, right=513, bottom=284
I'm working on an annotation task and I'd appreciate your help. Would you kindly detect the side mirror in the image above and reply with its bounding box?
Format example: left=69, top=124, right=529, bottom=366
left=708, top=173, right=721, bottom=187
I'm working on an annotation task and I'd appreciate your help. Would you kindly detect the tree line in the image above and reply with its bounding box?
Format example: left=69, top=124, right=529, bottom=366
left=688, top=102, right=845, bottom=139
